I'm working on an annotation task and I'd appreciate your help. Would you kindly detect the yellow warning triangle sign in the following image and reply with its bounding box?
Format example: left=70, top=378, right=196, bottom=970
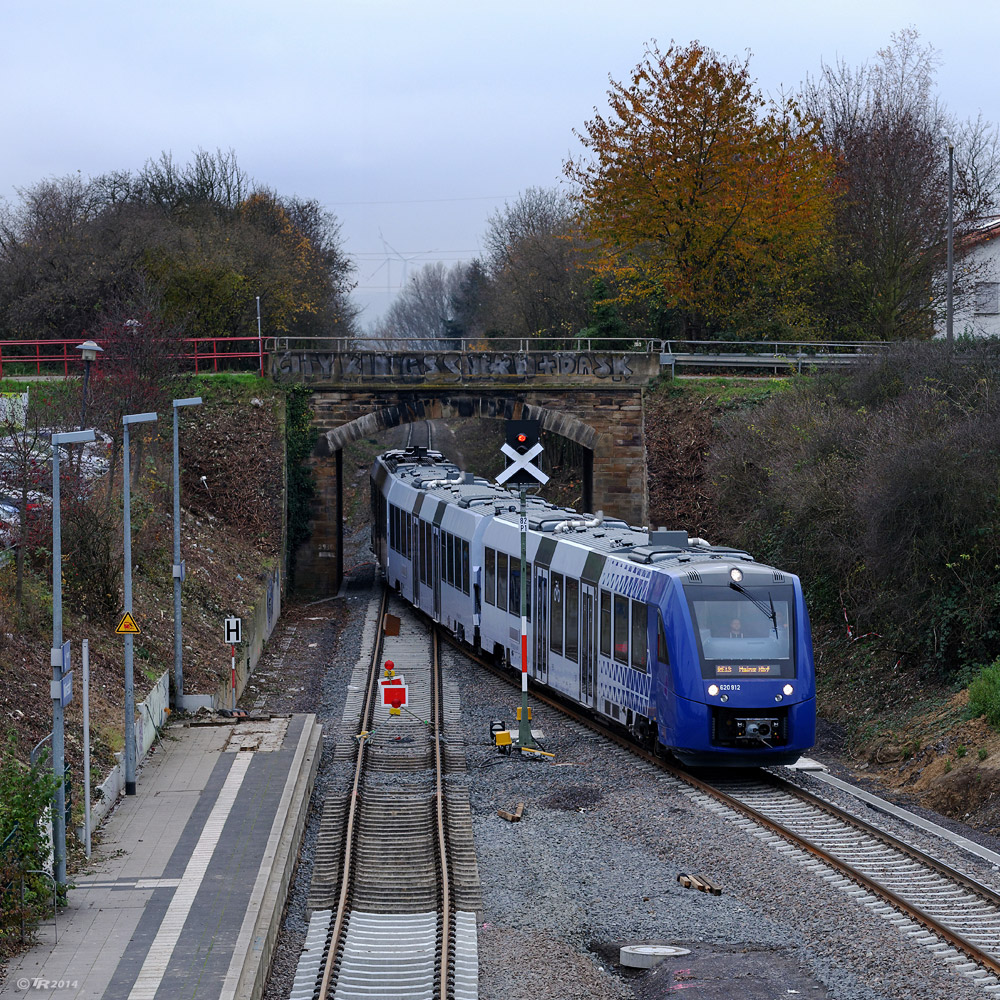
left=115, top=612, right=141, bottom=635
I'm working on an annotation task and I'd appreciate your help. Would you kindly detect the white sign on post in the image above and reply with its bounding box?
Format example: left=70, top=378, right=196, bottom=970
left=224, top=617, right=242, bottom=644
left=496, top=441, right=548, bottom=485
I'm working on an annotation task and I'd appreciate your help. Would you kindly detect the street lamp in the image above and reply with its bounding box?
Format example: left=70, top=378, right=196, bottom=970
left=50, top=428, right=96, bottom=886
left=172, top=397, right=202, bottom=709
left=947, top=139, right=955, bottom=346
left=74, top=341, right=104, bottom=431
left=122, top=411, right=157, bottom=795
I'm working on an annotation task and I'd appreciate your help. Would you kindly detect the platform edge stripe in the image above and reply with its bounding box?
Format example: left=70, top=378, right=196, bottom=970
left=222, top=715, right=323, bottom=1000
left=126, top=751, right=254, bottom=1000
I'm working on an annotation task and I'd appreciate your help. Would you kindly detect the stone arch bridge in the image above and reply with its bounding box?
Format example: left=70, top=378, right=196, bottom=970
left=273, top=345, right=664, bottom=594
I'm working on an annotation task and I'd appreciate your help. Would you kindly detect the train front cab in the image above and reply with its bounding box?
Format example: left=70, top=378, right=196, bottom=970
left=653, top=569, right=816, bottom=767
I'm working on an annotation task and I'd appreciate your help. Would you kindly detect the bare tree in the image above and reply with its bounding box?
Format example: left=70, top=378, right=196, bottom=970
left=480, top=187, right=591, bottom=343
left=87, top=289, right=184, bottom=499
left=0, top=392, right=48, bottom=605
left=371, top=261, right=469, bottom=348
left=803, top=29, right=1000, bottom=339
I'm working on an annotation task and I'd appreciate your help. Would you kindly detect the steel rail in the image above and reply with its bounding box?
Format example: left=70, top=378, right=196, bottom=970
left=318, top=584, right=389, bottom=1000
left=446, top=634, right=1000, bottom=979
left=761, top=773, right=1000, bottom=910
left=432, top=628, right=451, bottom=997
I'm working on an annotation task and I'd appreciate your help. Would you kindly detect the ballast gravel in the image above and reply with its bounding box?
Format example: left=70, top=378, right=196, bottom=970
left=260, top=570, right=988, bottom=1000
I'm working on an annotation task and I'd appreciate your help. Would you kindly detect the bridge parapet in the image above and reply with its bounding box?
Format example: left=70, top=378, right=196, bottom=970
left=271, top=348, right=660, bottom=386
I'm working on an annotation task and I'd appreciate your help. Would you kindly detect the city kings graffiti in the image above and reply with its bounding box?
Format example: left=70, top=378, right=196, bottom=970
left=276, top=351, right=635, bottom=382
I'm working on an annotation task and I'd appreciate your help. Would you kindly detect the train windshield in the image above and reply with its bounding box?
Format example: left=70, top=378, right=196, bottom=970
left=685, top=584, right=795, bottom=679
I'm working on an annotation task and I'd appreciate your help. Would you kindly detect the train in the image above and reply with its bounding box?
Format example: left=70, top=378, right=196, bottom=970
left=370, top=446, right=816, bottom=767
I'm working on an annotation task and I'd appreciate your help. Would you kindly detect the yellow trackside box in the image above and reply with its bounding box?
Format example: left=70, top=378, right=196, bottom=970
left=516, top=707, right=532, bottom=721
left=494, top=730, right=512, bottom=747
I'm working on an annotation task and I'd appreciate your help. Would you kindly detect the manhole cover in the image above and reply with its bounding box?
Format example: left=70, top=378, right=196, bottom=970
left=620, top=944, right=692, bottom=969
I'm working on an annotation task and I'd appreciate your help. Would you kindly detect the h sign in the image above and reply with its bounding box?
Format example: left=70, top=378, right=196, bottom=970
left=224, top=617, right=242, bottom=644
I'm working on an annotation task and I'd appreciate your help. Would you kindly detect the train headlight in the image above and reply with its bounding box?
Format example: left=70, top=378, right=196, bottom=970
left=729, top=567, right=743, bottom=584
left=708, top=684, right=720, bottom=697
left=783, top=684, right=794, bottom=696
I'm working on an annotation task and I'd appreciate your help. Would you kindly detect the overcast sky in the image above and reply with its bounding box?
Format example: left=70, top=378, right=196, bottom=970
left=4, top=1, right=997, bottom=329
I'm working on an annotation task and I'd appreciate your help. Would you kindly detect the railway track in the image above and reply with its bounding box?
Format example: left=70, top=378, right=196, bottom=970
left=405, top=419, right=434, bottom=451
left=291, top=589, right=481, bottom=1000
left=449, top=635, right=1000, bottom=993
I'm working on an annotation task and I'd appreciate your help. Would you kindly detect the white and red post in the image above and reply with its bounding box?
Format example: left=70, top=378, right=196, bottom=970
left=517, top=486, right=533, bottom=748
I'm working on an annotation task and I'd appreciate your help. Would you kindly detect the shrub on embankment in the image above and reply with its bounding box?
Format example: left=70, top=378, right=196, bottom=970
left=707, top=340, right=1000, bottom=693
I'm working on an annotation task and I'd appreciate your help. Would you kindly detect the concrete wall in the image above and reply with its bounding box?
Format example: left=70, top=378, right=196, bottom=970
left=79, top=671, right=170, bottom=840
left=180, top=562, right=284, bottom=712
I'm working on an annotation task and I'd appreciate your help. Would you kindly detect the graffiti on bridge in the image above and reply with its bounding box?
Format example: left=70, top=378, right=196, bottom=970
left=276, top=351, right=636, bottom=382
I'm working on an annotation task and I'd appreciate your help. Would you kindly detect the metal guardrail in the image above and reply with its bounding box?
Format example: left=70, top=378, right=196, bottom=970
left=0, top=337, right=264, bottom=379
left=268, top=336, right=892, bottom=375
left=267, top=335, right=891, bottom=357
left=0, top=335, right=895, bottom=380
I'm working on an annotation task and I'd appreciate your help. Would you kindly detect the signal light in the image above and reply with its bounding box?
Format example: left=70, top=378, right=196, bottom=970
left=500, top=419, right=547, bottom=486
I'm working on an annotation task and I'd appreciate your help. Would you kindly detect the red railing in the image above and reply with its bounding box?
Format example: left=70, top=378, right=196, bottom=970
left=0, top=337, right=265, bottom=379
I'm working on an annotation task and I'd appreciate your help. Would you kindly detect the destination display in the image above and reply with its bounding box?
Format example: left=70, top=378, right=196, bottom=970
left=714, top=663, right=780, bottom=676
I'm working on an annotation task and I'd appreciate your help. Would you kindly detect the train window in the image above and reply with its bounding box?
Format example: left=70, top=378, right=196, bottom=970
left=485, top=548, right=495, bottom=605
left=550, top=573, right=564, bottom=656
left=600, top=590, right=611, bottom=657
left=391, top=505, right=398, bottom=552
left=631, top=600, right=647, bottom=672
left=509, top=565, right=520, bottom=615
left=462, top=541, right=470, bottom=595
left=613, top=594, right=628, bottom=665
left=565, top=578, right=579, bottom=663
left=497, top=552, right=509, bottom=612
left=447, top=533, right=455, bottom=586
left=657, top=610, right=670, bottom=665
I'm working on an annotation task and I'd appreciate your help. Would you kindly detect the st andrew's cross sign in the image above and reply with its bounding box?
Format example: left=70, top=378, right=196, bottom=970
left=496, top=420, right=548, bottom=487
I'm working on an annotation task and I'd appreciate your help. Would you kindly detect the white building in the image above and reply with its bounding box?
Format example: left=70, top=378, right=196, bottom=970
left=936, top=217, right=1000, bottom=338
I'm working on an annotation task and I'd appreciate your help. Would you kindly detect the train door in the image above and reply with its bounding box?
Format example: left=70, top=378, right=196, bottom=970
left=432, top=525, right=441, bottom=621
left=411, top=514, right=420, bottom=607
left=534, top=567, right=549, bottom=684
left=580, top=583, right=596, bottom=707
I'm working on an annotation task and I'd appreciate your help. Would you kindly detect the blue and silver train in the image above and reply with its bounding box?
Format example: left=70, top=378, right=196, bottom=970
left=370, top=447, right=816, bottom=767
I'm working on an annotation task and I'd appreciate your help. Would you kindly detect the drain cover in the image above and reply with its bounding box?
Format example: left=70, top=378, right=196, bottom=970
left=619, top=944, right=692, bottom=969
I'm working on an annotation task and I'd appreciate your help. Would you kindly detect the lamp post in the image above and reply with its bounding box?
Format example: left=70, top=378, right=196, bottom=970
left=122, top=411, right=157, bottom=795
left=947, top=140, right=955, bottom=346
left=74, top=341, right=103, bottom=431
left=172, top=397, right=202, bottom=709
left=256, top=295, right=263, bottom=377
left=50, top=428, right=96, bottom=886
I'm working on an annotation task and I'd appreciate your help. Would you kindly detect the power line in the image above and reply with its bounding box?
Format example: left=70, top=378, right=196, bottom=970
left=332, top=194, right=510, bottom=207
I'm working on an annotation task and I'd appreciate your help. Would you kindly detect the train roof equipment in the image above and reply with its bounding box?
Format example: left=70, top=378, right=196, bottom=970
left=376, top=446, right=756, bottom=570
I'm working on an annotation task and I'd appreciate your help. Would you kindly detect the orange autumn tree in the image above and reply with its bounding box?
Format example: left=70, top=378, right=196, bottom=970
left=565, top=41, right=836, bottom=340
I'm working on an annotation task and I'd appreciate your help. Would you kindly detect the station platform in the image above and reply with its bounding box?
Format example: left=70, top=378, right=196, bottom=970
left=1, top=714, right=321, bottom=1000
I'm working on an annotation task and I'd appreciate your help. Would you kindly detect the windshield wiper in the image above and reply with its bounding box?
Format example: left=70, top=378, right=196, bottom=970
left=729, top=581, right=778, bottom=637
